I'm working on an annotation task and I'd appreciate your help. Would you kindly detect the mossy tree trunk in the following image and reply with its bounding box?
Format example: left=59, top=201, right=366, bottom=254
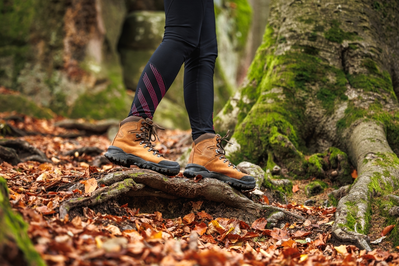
left=0, top=177, right=45, bottom=265
left=217, top=0, right=399, bottom=249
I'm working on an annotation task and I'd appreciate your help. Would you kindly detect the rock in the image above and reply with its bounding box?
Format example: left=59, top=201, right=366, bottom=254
left=389, top=206, right=399, bottom=217
left=267, top=212, right=285, bottom=228
left=304, top=199, right=316, bottom=206
left=305, top=180, right=328, bottom=197
left=272, top=165, right=281, bottom=175
left=237, top=161, right=265, bottom=189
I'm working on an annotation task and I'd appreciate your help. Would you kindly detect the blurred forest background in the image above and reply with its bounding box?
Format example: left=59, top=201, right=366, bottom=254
left=0, top=0, right=269, bottom=129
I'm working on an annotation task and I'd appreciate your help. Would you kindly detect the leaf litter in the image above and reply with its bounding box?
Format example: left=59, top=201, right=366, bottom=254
left=1, top=113, right=399, bottom=265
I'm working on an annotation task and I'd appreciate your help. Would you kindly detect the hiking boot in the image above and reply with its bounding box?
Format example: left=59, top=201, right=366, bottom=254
left=105, top=116, right=180, bottom=175
left=183, top=133, right=256, bottom=189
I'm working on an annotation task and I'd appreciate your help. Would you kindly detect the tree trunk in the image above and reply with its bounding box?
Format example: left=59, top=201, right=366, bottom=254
left=217, top=0, right=399, bottom=250
left=0, top=177, right=45, bottom=266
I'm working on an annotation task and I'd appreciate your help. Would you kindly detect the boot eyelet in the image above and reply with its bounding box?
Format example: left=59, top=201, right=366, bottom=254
left=140, top=141, right=144, bottom=145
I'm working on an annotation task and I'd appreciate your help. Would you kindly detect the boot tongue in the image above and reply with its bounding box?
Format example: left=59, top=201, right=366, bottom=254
left=120, top=115, right=142, bottom=126
left=194, top=133, right=216, bottom=145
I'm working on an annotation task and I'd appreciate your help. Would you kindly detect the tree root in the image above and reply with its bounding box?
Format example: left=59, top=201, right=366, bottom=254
left=59, top=178, right=144, bottom=219
left=59, top=169, right=305, bottom=222
left=55, top=119, right=119, bottom=134
left=102, top=169, right=305, bottom=220
left=0, top=139, right=49, bottom=165
left=333, top=120, right=399, bottom=251
left=63, top=147, right=103, bottom=157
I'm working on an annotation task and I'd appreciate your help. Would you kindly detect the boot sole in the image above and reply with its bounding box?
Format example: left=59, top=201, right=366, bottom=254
left=105, top=146, right=180, bottom=176
left=183, top=164, right=256, bottom=190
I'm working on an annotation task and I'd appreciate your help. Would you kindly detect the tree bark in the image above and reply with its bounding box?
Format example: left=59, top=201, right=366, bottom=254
left=0, top=177, right=46, bottom=266
left=217, top=0, right=399, bottom=249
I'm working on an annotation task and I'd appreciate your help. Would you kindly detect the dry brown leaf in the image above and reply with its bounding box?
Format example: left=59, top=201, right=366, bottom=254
left=251, top=217, right=267, bottom=231
left=183, top=212, right=195, bottom=224
left=351, top=169, right=358, bottom=179
left=81, top=178, right=97, bottom=193
left=292, top=185, right=299, bottom=193
left=193, top=222, right=207, bottom=236
left=263, top=195, right=270, bottom=204
left=381, top=225, right=395, bottom=236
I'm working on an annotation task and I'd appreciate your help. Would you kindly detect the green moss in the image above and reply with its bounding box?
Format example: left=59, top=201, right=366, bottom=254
left=362, top=59, right=379, bottom=75
left=348, top=43, right=358, bottom=50
left=264, top=176, right=293, bottom=196
left=279, top=36, right=287, bottom=43
left=308, top=32, right=318, bottom=42
left=307, top=154, right=325, bottom=178
left=347, top=72, right=394, bottom=97
left=305, top=180, right=328, bottom=197
left=69, top=72, right=130, bottom=120
left=0, top=177, right=46, bottom=266
left=0, top=94, right=54, bottom=119
left=328, top=193, right=338, bottom=207
left=324, top=20, right=358, bottom=44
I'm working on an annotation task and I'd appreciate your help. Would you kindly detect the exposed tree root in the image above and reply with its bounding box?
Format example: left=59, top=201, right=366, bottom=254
left=0, top=139, right=49, bottom=165
left=59, top=178, right=143, bottom=219
left=59, top=169, right=305, bottom=222
left=55, top=119, right=119, bottom=134
left=332, top=121, right=399, bottom=251
left=63, top=147, right=103, bottom=157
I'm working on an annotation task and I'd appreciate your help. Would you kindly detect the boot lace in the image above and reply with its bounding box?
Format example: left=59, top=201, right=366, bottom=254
left=215, top=131, right=240, bottom=171
left=131, top=118, right=164, bottom=157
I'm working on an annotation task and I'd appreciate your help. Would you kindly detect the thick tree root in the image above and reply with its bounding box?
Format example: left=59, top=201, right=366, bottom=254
left=55, top=119, right=119, bottom=134
left=0, top=139, right=49, bottom=165
left=59, top=178, right=144, bottom=219
left=104, top=169, right=305, bottom=220
left=333, top=121, right=399, bottom=251
left=63, top=147, right=103, bottom=157
left=60, top=169, right=305, bottom=222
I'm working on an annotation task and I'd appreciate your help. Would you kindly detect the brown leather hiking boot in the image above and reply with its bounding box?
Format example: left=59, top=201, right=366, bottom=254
left=183, top=133, right=256, bottom=189
left=105, top=116, right=180, bottom=175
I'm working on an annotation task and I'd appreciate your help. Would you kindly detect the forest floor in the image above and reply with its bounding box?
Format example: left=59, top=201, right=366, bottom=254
left=1, top=112, right=399, bottom=265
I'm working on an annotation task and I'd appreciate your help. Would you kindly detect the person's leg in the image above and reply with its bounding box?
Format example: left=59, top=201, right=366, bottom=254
left=106, top=0, right=208, bottom=175
left=128, top=0, right=208, bottom=119
left=183, top=0, right=217, bottom=141
left=183, top=0, right=256, bottom=190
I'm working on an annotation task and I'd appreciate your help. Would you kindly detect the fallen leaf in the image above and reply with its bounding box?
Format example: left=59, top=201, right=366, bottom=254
left=36, top=205, right=56, bottom=215
left=334, top=245, right=348, bottom=255
left=303, top=219, right=312, bottom=227
left=251, top=217, right=267, bottom=231
left=193, top=222, right=207, bottom=236
left=105, top=224, right=122, bottom=235
left=183, top=213, right=195, bottom=224
left=81, top=178, right=97, bottom=193
left=197, top=210, right=213, bottom=220
left=282, top=239, right=296, bottom=248
left=263, top=195, right=269, bottom=204
left=270, top=228, right=290, bottom=241
left=351, top=169, right=358, bottom=179
left=293, top=230, right=312, bottom=238
left=292, top=185, right=299, bottom=193
left=381, top=225, right=395, bottom=236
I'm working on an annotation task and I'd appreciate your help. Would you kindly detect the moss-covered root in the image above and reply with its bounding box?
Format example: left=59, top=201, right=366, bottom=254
left=59, top=178, right=143, bottom=219
left=0, top=177, right=46, bottom=266
left=112, top=169, right=305, bottom=221
left=333, top=121, right=399, bottom=251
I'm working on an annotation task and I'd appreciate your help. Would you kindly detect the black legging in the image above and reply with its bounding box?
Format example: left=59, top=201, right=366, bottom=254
left=128, top=0, right=217, bottom=140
